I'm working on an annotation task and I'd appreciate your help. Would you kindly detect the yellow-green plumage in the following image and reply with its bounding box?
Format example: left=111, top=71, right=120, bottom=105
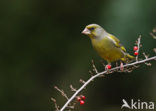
left=91, top=35, right=124, bottom=63
left=82, top=24, right=134, bottom=64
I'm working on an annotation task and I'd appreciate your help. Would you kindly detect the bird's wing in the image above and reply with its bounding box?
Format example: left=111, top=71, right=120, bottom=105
left=109, top=34, right=126, bottom=52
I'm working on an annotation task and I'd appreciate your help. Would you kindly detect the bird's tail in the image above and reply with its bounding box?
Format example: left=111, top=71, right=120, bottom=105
left=121, top=53, right=134, bottom=62
left=126, top=53, right=135, bottom=60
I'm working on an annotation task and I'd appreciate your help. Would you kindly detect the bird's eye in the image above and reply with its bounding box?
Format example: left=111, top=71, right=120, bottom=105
left=89, top=27, right=95, bottom=30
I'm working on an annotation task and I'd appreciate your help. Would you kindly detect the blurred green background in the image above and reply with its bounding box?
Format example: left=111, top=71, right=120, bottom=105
left=0, top=0, right=156, bottom=111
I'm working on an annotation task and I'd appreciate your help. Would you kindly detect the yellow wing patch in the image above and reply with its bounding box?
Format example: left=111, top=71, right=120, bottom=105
left=109, top=34, right=126, bottom=52
left=120, top=46, right=126, bottom=52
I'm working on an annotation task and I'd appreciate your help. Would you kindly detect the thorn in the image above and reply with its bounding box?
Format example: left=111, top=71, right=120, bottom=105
left=70, top=85, right=77, bottom=92
left=150, top=32, right=156, bottom=39
left=145, top=62, right=152, bottom=66
left=79, top=79, right=86, bottom=84
left=89, top=70, right=94, bottom=76
left=91, top=60, right=98, bottom=73
left=143, top=52, right=149, bottom=59
left=51, top=97, right=59, bottom=111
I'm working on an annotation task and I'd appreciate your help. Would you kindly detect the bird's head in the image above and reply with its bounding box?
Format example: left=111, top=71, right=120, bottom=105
left=82, top=24, right=106, bottom=39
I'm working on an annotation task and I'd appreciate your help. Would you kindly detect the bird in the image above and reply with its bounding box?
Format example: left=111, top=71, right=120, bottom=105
left=82, top=24, right=134, bottom=65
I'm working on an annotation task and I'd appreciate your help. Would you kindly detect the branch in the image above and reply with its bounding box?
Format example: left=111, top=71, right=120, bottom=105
left=52, top=31, right=156, bottom=111
left=59, top=56, right=156, bottom=111
left=135, top=35, right=141, bottom=61
left=54, top=86, right=69, bottom=100
left=51, top=98, right=59, bottom=111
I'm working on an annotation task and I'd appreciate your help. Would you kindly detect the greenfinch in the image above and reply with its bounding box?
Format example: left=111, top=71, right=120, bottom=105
left=82, top=24, right=134, bottom=64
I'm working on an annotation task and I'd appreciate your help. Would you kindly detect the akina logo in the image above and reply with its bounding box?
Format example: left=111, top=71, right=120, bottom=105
left=121, top=99, right=155, bottom=110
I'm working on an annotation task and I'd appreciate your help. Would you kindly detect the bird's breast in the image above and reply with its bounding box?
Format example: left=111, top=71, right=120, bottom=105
left=91, top=37, right=124, bottom=62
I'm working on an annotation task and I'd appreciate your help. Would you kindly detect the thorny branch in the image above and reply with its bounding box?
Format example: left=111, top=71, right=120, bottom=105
left=54, top=86, right=69, bottom=100
left=59, top=56, right=156, bottom=111
left=52, top=33, right=156, bottom=111
left=136, top=35, right=141, bottom=61
left=51, top=98, right=59, bottom=111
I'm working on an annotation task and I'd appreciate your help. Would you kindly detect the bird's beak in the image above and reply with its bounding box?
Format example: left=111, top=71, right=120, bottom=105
left=82, top=28, right=90, bottom=35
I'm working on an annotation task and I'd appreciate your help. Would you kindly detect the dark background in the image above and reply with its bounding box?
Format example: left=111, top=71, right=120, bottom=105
left=0, top=0, right=156, bottom=111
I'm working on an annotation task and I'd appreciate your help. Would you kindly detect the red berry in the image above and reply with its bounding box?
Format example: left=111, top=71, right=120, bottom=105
left=107, top=65, right=111, bottom=69
left=77, top=97, right=81, bottom=101
left=80, top=100, right=85, bottom=105
left=134, top=52, right=138, bottom=56
left=81, top=95, right=86, bottom=100
left=133, top=46, right=138, bottom=51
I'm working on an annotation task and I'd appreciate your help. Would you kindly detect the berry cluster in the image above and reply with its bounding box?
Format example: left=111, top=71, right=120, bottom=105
left=133, top=46, right=138, bottom=56
left=77, top=95, right=86, bottom=105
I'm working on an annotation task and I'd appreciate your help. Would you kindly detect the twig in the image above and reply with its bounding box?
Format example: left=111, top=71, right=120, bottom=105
left=89, top=70, right=94, bottom=76
left=70, top=85, right=77, bottom=92
left=51, top=98, right=59, bottom=111
left=136, top=35, right=141, bottom=61
left=150, top=32, right=156, bottom=39
left=59, top=56, right=156, bottom=111
left=91, top=60, right=98, bottom=73
left=54, top=86, right=69, bottom=100
left=79, top=79, right=85, bottom=84
left=143, top=52, right=149, bottom=59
